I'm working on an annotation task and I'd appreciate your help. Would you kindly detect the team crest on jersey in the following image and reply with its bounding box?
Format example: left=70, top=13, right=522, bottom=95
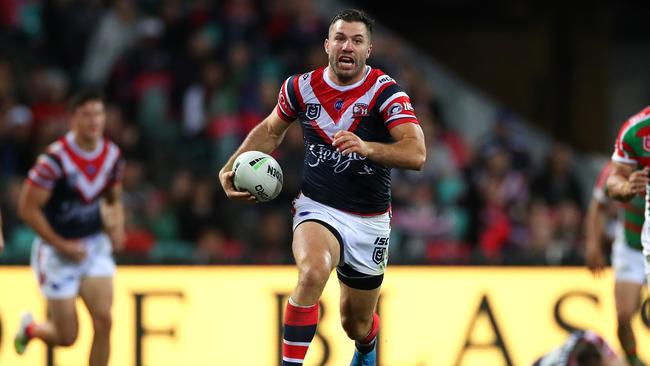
left=305, top=103, right=322, bottom=120
left=644, top=136, right=650, bottom=151
left=353, top=103, right=369, bottom=117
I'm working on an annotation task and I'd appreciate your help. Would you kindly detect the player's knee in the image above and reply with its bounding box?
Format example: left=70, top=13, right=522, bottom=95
left=297, top=265, right=330, bottom=290
left=91, top=311, right=112, bottom=334
left=341, top=313, right=373, bottom=341
left=58, top=329, right=78, bottom=347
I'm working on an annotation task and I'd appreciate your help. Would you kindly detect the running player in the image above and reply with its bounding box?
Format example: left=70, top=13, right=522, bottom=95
left=14, top=90, right=124, bottom=366
left=607, top=106, right=650, bottom=285
left=218, top=9, right=426, bottom=366
left=585, top=162, right=646, bottom=366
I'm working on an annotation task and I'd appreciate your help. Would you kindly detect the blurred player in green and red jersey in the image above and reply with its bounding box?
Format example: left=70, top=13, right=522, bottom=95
left=585, top=161, right=646, bottom=366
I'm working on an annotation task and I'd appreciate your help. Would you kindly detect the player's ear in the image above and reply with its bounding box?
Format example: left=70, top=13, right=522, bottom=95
left=324, top=38, right=330, bottom=54
left=367, top=44, right=372, bottom=58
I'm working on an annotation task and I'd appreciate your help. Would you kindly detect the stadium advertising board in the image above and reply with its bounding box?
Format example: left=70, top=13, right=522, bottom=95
left=0, top=267, right=647, bottom=365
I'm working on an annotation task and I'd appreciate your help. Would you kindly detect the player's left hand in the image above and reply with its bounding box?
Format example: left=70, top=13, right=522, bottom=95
left=332, top=130, right=371, bottom=157
left=585, top=242, right=606, bottom=278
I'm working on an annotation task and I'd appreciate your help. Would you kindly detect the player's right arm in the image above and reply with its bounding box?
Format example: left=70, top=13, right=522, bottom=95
left=584, top=195, right=607, bottom=277
left=17, top=182, right=86, bottom=261
left=219, top=107, right=292, bottom=201
left=606, top=163, right=649, bottom=201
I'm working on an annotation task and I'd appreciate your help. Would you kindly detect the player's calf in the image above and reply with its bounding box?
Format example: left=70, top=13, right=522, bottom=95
left=282, top=298, right=319, bottom=366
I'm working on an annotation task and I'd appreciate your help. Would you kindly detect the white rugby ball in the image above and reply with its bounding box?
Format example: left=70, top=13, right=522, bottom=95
left=232, top=151, right=283, bottom=202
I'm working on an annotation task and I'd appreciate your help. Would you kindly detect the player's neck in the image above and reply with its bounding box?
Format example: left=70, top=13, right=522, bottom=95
left=73, top=133, right=99, bottom=152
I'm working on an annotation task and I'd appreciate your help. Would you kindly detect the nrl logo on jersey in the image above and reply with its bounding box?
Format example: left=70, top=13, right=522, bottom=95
left=305, top=103, right=321, bottom=120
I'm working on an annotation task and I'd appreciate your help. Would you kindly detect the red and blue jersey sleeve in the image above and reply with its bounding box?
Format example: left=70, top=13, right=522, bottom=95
left=276, top=75, right=299, bottom=123
left=27, top=153, right=63, bottom=190
left=376, top=84, right=419, bottom=129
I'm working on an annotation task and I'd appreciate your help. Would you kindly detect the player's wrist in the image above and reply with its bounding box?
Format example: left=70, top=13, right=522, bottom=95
left=613, top=180, right=632, bottom=200
left=364, top=142, right=375, bottom=158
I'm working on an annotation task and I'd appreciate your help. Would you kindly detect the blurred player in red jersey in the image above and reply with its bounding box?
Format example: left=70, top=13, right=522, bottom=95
left=14, top=90, right=125, bottom=366
left=585, top=162, right=646, bottom=366
left=219, top=8, right=425, bottom=366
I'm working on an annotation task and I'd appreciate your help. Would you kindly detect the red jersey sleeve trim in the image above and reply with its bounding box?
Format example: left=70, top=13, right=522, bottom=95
left=387, top=118, right=419, bottom=129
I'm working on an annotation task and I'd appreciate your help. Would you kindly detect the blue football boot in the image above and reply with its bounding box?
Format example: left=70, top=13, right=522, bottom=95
left=350, top=347, right=376, bottom=366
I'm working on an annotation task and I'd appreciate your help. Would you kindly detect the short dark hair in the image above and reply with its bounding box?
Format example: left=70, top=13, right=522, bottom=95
left=329, top=9, right=374, bottom=37
left=69, top=90, right=104, bottom=111
left=573, top=341, right=603, bottom=366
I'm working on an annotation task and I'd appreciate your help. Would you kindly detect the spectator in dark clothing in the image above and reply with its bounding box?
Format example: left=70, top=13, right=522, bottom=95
left=531, top=141, right=584, bottom=209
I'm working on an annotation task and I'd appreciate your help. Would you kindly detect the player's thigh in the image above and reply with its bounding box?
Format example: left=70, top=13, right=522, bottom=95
left=614, top=281, right=643, bottom=317
left=339, top=281, right=381, bottom=321
left=293, top=221, right=341, bottom=271
left=79, top=277, right=113, bottom=318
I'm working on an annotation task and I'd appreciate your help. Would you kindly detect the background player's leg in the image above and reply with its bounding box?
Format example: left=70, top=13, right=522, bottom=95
left=15, top=297, right=79, bottom=355
left=614, top=281, right=644, bottom=365
left=38, top=298, right=79, bottom=345
left=282, top=222, right=340, bottom=366
left=79, top=276, right=113, bottom=366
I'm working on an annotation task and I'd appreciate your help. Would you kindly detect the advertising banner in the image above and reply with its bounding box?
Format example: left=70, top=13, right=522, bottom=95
left=0, top=267, right=647, bottom=366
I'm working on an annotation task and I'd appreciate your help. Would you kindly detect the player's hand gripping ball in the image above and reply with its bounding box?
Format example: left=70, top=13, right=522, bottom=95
left=233, top=151, right=283, bottom=202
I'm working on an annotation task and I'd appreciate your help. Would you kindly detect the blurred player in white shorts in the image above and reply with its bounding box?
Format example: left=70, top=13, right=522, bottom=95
left=14, top=90, right=125, bottom=366
left=31, top=233, right=115, bottom=299
left=585, top=162, right=646, bottom=366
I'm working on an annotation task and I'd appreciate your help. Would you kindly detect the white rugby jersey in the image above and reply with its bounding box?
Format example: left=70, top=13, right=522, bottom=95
left=27, top=132, right=124, bottom=238
left=277, top=66, right=419, bottom=214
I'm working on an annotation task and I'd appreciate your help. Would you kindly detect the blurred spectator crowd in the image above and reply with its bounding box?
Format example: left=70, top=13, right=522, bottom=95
left=0, top=0, right=589, bottom=266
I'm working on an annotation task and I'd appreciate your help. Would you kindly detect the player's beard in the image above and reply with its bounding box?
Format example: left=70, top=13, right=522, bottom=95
left=329, top=53, right=364, bottom=84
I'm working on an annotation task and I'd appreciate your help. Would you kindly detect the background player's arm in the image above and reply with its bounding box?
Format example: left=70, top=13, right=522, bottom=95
left=606, top=162, right=649, bottom=201
left=17, top=182, right=86, bottom=261
left=584, top=195, right=607, bottom=277
left=101, top=182, right=125, bottom=252
left=219, top=107, right=292, bottom=200
left=332, top=122, right=426, bottom=170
